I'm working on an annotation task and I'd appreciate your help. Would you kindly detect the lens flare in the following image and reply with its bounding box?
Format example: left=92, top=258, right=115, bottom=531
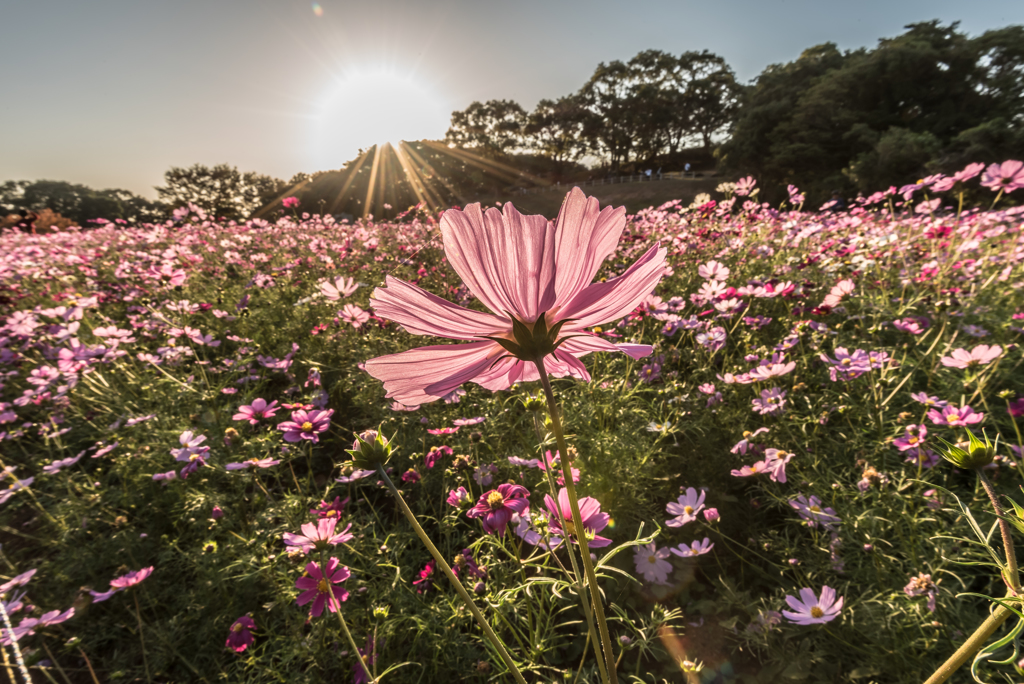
left=311, top=3, right=323, bottom=17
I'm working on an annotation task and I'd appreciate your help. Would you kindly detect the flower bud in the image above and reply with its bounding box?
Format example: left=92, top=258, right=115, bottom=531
left=345, top=427, right=397, bottom=470
left=937, top=429, right=997, bottom=470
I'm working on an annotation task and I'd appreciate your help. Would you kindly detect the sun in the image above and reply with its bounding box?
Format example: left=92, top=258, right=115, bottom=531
left=311, top=68, right=452, bottom=170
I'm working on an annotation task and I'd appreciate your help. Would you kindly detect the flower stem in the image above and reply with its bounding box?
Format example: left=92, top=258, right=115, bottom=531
left=978, top=469, right=1021, bottom=592
left=132, top=592, right=152, bottom=684
left=923, top=597, right=1014, bottom=684
left=333, top=608, right=375, bottom=684
left=375, top=466, right=528, bottom=684
left=0, top=596, right=29, bottom=684
left=535, top=357, right=619, bottom=684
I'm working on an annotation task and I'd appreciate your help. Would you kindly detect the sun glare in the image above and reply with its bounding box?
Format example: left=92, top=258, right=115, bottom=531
left=311, top=69, right=452, bottom=171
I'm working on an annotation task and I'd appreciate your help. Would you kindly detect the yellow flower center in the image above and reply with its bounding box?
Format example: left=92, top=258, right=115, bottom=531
left=684, top=506, right=694, bottom=515
left=648, top=555, right=658, bottom=564
left=231, top=622, right=244, bottom=632
left=563, top=519, right=577, bottom=536
left=948, top=413, right=959, bottom=422
left=317, top=578, right=330, bottom=594
left=301, top=421, right=314, bottom=431
left=810, top=505, right=821, bottom=513
left=810, top=606, right=824, bottom=618
left=486, top=491, right=505, bottom=510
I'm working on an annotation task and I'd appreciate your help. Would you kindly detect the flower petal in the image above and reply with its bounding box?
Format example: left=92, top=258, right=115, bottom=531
left=440, top=203, right=556, bottom=320
left=551, top=188, right=627, bottom=307
left=370, top=276, right=508, bottom=340
left=559, top=334, right=652, bottom=361
left=558, top=244, right=668, bottom=328
left=363, top=341, right=503, bottom=405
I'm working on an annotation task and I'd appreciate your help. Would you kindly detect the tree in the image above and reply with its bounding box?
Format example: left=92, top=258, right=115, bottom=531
left=523, top=95, right=598, bottom=165
left=445, top=100, right=528, bottom=156
left=156, top=164, right=285, bottom=220
left=1, top=179, right=163, bottom=226
left=676, top=51, right=743, bottom=150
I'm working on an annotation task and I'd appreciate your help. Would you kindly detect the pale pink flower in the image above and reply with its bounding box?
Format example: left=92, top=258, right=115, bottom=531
left=927, top=405, right=984, bottom=427
left=980, top=160, right=1024, bottom=193
left=232, top=398, right=280, bottom=425
left=633, top=543, right=673, bottom=584
left=340, top=304, right=371, bottom=328
left=670, top=538, right=714, bottom=557
left=783, top=586, right=843, bottom=625
left=940, top=345, right=1002, bottom=369
left=320, top=276, right=359, bottom=300
left=282, top=518, right=354, bottom=554
left=821, top=279, right=855, bottom=308
left=544, top=487, right=612, bottom=547
left=666, top=488, right=706, bottom=527
left=697, top=260, right=730, bottom=281
left=363, top=189, right=666, bottom=405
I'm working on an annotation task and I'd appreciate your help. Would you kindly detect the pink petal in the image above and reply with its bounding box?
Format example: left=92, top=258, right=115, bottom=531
left=558, top=244, right=668, bottom=328
left=559, top=334, right=652, bottom=360
left=370, top=276, right=508, bottom=340
left=363, top=341, right=502, bottom=405
left=440, top=203, right=556, bottom=320
left=551, top=188, right=627, bottom=308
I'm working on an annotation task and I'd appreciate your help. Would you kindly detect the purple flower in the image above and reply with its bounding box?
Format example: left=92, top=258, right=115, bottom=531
left=910, top=392, right=948, bottom=409
left=789, top=495, right=840, bottom=529
left=232, top=398, right=280, bottom=425
left=278, top=408, right=334, bottom=443
left=43, top=451, right=86, bottom=475
left=466, top=484, right=530, bottom=536
left=472, top=464, right=497, bottom=486
left=751, top=387, right=786, bottom=416
left=633, top=543, right=673, bottom=584
left=782, top=586, right=843, bottom=625
left=283, top=518, right=354, bottom=554
left=670, top=538, right=714, bottom=557
left=696, top=326, right=727, bottom=353
left=295, top=558, right=350, bottom=617
left=0, top=569, right=36, bottom=595
left=731, top=428, right=769, bottom=455
left=666, top=487, right=706, bottom=527
left=336, top=468, right=375, bottom=484
left=764, top=448, right=794, bottom=483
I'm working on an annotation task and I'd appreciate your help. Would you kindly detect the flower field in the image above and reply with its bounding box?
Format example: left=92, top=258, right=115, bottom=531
left=1, top=162, right=1023, bottom=683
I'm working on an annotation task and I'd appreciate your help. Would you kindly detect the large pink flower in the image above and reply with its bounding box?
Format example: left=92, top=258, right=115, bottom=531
left=363, top=189, right=667, bottom=405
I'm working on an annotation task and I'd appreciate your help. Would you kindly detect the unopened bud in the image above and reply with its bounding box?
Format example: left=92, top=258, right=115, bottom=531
left=345, top=427, right=397, bottom=469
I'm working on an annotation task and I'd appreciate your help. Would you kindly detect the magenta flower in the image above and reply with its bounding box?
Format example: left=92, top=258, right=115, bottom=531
left=427, top=427, right=459, bottom=435
left=446, top=486, right=471, bottom=508
left=425, top=445, right=453, bottom=468
left=940, top=345, right=1002, bottom=369
left=413, top=560, right=436, bottom=593
left=295, top=558, right=350, bottom=617
left=282, top=196, right=300, bottom=208
left=278, top=408, right=334, bottom=443
left=544, top=487, right=612, bottom=547
left=782, top=586, right=843, bottom=625
left=283, top=518, right=354, bottom=554
left=927, top=404, right=984, bottom=427
left=310, top=496, right=348, bottom=519
left=226, top=615, right=256, bottom=653
left=466, top=483, right=531, bottom=536
left=363, top=189, right=666, bottom=406
left=980, top=160, right=1024, bottom=193
left=232, top=398, right=280, bottom=425
left=893, top=424, right=927, bottom=452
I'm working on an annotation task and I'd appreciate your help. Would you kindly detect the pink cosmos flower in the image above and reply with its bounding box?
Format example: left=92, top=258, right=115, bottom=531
left=232, top=398, right=280, bottom=424
left=789, top=495, right=840, bottom=529
left=310, top=496, right=348, bottom=519
left=453, top=416, right=486, bottom=426
left=295, top=558, right=350, bottom=617
left=340, top=303, right=371, bottom=328
left=544, top=487, right=612, bottom=547
left=226, top=615, right=256, bottom=653
left=633, top=543, right=673, bottom=584
left=670, top=538, right=715, bottom=557
left=731, top=427, right=769, bottom=455
left=734, top=176, right=757, bottom=196
left=319, top=276, right=359, bottom=300
left=731, top=461, right=767, bottom=477
left=927, top=405, right=984, bottom=427
left=282, top=196, right=300, bottom=208
left=277, top=408, right=334, bottom=443
left=940, top=345, right=1002, bottom=369
left=666, top=488, right=706, bottom=527
left=363, top=189, right=666, bottom=406
left=446, top=486, right=471, bottom=508
left=764, top=448, right=794, bottom=483
left=697, top=260, right=730, bottom=281
left=427, top=427, right=459, bottom=435
left=283, top=518, right=354, bottom=554
left=109, top=566, right=154, bottom=590
left=467, top=483, right=530, bottom=536
left=821, top=279, right=855, bottom=308
left=783, top=586, right=843, bottom=625
left=980, top=160, right=1024, bottom=193
left=424, top=445, right=453, bottom=468
left=537, top=450, right=580, bottom=485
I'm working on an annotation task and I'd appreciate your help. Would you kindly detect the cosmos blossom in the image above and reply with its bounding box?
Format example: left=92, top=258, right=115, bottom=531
left=939, top=345, right=1002, bottom=369
left=782, top=586, right=843, bottom=625
left=466, top=483, right=531, bottom=536
left=295, top=558, right=350, bottom=617
left=544, top=487, right=612, bottom=547
left=226, top=615, right=256, bottom=653
left=363, top=189, right=667, bottom=405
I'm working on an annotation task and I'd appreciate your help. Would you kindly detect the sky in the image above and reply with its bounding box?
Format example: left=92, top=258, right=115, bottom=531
left=2, top=0, right=1023, bottom=198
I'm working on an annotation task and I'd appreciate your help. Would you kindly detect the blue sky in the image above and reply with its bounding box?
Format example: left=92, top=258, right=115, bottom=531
left=2, top=0, right=1022, bottom=197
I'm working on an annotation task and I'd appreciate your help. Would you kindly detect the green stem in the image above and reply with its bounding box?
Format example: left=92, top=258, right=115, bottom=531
left=535, top=357, right=618, bottom=684
left=977, top=470, right=1021, bottom=592
left=375, top=466, right=528, bottom=684
left=334, top=606, right=376, bottom=684
left=923, top=599, right=1014, bottom=684
left=132, top=592, right=152, bottom=684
